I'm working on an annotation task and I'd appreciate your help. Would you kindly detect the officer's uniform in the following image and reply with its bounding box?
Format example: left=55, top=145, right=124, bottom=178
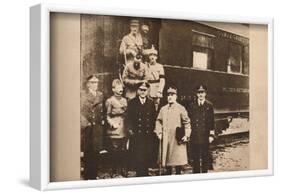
left=105, top=95, right=127, bottom=139
left=122, top=61, right=149, bottom=100
left=154, top=87, right=191, bottom=175
left=187, top=86, right=214, bottom=173
left=119, top=20, right=143, bottom=56
left=155, top=97, right=191, bottom=167
left=119, top=33, right=143, bottom=55
left=145, top=48, right=165, bottom=99
left=127, top=82, right=157, bottom=177
left=81, top=78, right=105, bottom=179
left=105, top=94, right=128, bottom=177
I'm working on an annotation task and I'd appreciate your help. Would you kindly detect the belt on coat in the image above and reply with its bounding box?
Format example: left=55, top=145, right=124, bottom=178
left=148, top=79, right=160, bottom=84
left=108, top=113, right=125, bottom=117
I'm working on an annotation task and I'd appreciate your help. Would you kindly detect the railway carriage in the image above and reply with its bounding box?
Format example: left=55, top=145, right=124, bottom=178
left=81, top=15, right=249, bottom=134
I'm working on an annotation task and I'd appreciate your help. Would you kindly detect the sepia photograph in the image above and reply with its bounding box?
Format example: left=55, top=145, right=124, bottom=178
left=79, top=14, right=251, bottom=180
left=28, top=1, right=274, bottom=191
left=36, top=5, right=272, bottom=189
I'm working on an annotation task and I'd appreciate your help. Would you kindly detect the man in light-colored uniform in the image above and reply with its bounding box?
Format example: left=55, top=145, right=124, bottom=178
left=146, top=46, right=165, bottom=110
left=119, top=19, right=143, bottom=57
left=155, top=86, right=191, bottom=175
left=105, top=79, right=128, bottom=177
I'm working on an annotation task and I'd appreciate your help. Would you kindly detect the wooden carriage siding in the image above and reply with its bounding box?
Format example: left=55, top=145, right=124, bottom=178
left=80, top=15, right=249, bottom=116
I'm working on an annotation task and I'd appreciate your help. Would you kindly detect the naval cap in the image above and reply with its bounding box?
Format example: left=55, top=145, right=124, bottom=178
left=196, top=84, right=207, bottom=92
left=138, top=81, right=150, bottom=90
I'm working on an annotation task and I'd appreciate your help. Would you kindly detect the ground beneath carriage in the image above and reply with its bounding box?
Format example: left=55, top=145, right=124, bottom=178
left=82, top=135, right=249, bottom=179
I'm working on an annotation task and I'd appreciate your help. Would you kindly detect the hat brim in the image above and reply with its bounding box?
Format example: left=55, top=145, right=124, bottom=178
left=130, top=24, right=139, bottom=26
left=139, top=86, right=148, bottom=90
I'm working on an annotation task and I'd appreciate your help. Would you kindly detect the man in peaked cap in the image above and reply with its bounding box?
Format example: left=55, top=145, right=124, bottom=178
left=127, top=81, right=157, bottom=177
left=155, top=86, right=191, bottom=175
left=187, top=84, right=214, bottom=173
left=119, top=19, right=143, bottom=57
left=81, top=75, right=105, bottom=179
left=145, top=45, right=165, bottom=111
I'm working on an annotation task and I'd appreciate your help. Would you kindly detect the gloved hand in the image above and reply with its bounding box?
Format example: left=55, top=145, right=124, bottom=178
left=181, top=136, right=189, bottom=143
left=209, top=136, right=215, bottom=143
left=157, top=133, right=162, bottom=140
left=128, top=130, right=134, bottom=136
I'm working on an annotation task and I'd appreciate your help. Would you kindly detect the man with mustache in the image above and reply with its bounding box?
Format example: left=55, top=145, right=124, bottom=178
left=105, top=79, right=128, bottom=178
left=119, top=19, right=143, bottom=57
left=155, top=86, right=191, bottom=175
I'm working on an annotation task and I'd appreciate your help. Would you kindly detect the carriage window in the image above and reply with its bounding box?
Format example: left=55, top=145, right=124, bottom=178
left=227, top=42, right=243, bottom=73
left=192, top=31, right=214, bottom=70
left=193, top=51, right=208, bottom=69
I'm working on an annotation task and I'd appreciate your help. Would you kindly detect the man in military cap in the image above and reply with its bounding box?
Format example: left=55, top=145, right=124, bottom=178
left=127, top=81, right=157, bottom=177
left=81, top=75, right=105, bottom=180
left=145, top=46, right=165, bottom=111
left=155, top=86, right=191, bottom=175
left=187, top=85, right=214, bottom=173
left=119, top=19, right=143, bottom=57
left=122, top=52, right=149, bottom=100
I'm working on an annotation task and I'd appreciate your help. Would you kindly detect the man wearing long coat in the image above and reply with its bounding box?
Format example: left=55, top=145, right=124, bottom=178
left=81, top=75, right=105, bottom=180
left=155, top=86, right=191, bottom=175
left=127, top=81, right=157, bottom=177
left=187, top=85, right=214, bottom=173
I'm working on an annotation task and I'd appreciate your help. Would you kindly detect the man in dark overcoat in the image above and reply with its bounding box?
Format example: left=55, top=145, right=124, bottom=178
left=127, top=81, right=157, bottom=177
left=187, top=85, right=214, bottom=173
left=81, top=75, right=105, bottom=180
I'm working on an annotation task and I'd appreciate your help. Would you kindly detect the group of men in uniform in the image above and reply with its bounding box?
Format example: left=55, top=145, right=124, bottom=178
left=81, top=19, right=215, bottom=180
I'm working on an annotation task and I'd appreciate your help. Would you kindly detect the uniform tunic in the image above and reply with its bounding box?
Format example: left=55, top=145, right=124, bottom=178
left=155, top=102, right=191, bottom=166
left=122, top=62, right=149, bottom=100
left=80, top=90, right=105, bottom=179
left=187, top=99, right=214, bottom=173
left=188, top=100, right=214, bottom=144
left=81, top=90, right=105, bottom=152
left=127, top=97, right=157, bottom=175
left=105, top=95, right=127, bottom=139
left=119, top=33, right=143, bottom=55
left=147, top=63, right=165, bottom=98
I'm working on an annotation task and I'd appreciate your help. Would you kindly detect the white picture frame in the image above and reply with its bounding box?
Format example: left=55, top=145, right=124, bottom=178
left=30, top=3, right=274, bottom=191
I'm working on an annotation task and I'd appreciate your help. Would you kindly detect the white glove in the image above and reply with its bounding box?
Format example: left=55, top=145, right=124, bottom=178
left=157, top=133, right=162, bottom=140
left=209, top=136, right=215, bottom=143
left=181, top=136, right=189, bottom=143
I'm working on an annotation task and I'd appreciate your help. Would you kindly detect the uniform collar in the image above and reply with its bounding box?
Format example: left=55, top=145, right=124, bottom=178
left=88, top=89, right=97, bottom=97
left=168, top=102, right=178, bottom=108
left=139, top=97, right=147, bottom=105
left=197, top=99, right=205, bottom=106
left=129, top=32, right=140, bottom=39
left=113, top=94, right=122, bottom=100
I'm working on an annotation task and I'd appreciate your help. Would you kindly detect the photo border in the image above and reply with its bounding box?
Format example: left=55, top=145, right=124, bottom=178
left=30, top=3, right=274, bottom=190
